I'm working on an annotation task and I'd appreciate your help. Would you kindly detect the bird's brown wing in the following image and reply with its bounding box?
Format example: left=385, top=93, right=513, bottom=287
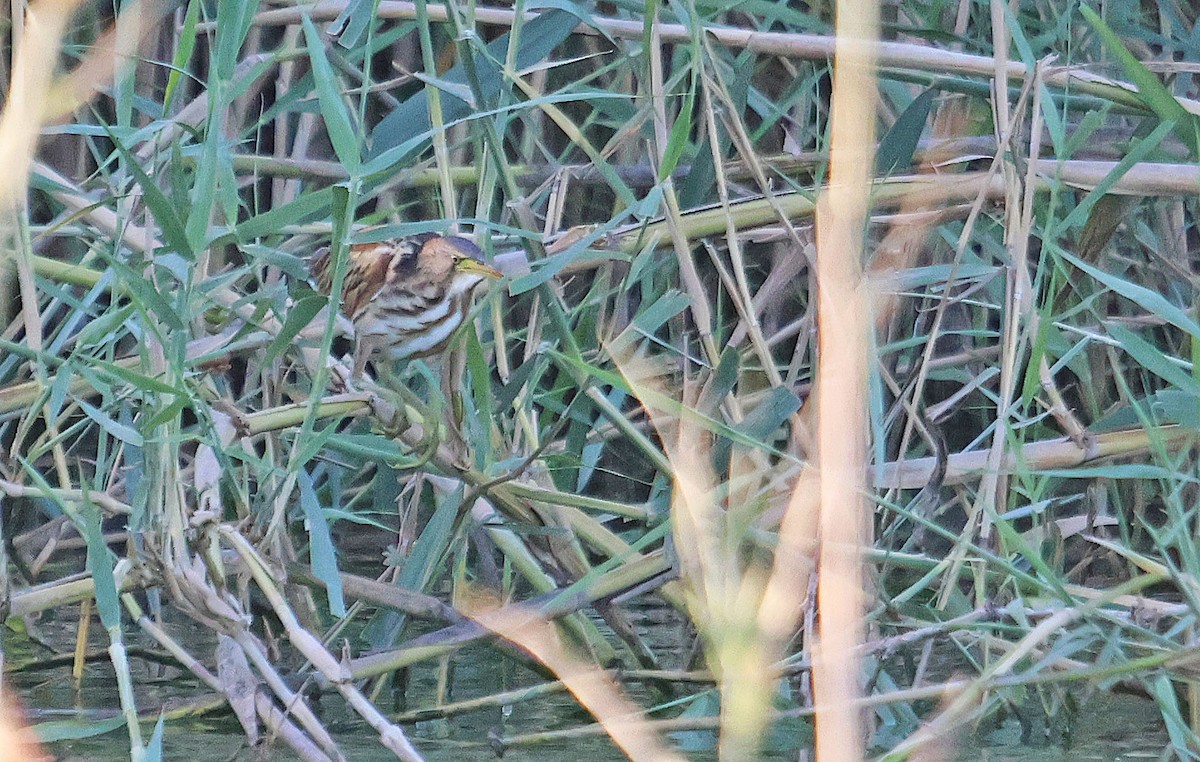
left=308, top=243, right=397, bottom=320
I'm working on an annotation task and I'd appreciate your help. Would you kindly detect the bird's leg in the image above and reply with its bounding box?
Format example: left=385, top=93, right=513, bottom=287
left=443, top=347, right=465, bottom=429
left=368, top=359, right=419, bottom=438
left=329, top=362, right=354, bottom=394
left=351, top=334, right=379, bottom=381
left=373, top=356, right=402, bottom=393
left=407, top=359, right=448, bottom=454
left=377, top=359, right=452, bottom=459
left=352, top=339, right=426, bottom=438
left=438, top=347, right=471, bottom=465
left=371, top=361, right=445, bottom=452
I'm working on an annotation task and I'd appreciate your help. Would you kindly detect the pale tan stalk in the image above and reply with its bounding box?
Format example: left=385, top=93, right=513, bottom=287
left=811, top=2, right=879, bottom=759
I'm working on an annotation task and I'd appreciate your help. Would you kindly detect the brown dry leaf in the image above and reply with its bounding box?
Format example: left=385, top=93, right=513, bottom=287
left=545, top=224, right=601, bottom=254
left=1077, top=194, right=1136, bottom=262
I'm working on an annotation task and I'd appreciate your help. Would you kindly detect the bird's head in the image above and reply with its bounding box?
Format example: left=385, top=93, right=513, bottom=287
left=418, top=235, right=503, bottom=294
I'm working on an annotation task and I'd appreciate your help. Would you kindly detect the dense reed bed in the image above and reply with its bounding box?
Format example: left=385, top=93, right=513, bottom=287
left=1, top=0, right=1199, bottom=759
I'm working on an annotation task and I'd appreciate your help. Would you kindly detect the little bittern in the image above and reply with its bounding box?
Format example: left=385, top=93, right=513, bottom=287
left=309, top=234, right=502, bottom=379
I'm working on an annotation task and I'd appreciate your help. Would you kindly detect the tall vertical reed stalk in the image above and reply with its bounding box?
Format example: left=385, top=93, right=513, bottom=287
left=811, top=0, right=879, bottom=758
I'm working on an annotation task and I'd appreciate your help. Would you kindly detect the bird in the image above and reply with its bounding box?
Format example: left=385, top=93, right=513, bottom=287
left=308, top=234, right=503, bottom=381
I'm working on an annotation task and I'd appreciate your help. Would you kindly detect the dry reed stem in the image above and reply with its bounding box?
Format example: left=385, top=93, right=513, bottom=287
left=347, top=550, right=671, bottom=679
left=464, top=586, right=685, bottom=762
left=811, top=4, right=879, bottom=759
left=221, top=528, right=422, bottom=760
left=877, top=424, right=1194, bottom=488
left=611, top=350, right=780, bottom=756
left=0, top=0, right=84, bottom=210
left=971, top=45, right=1044, bottom=544
left=646, top=20, right=722, bottom=371
left=213, top=1, right=1200, bottom=118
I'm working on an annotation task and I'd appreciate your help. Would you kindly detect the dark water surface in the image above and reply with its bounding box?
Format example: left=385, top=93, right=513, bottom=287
left=14, top=622, right=1172, bottom=760
left=6, top=563, right=1172, bottom=760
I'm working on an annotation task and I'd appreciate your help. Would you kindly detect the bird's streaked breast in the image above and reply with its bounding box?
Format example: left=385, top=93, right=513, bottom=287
left=369, top=290, right=453, bottom=334
left=368, top=293, right=472, bottom=360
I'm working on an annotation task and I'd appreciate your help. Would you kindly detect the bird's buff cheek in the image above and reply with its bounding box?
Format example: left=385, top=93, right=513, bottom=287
left=447, top=273, right=487, bottom=297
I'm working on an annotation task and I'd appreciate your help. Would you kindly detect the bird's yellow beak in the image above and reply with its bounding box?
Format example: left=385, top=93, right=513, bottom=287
left=456, top=258, right=503, bottom=279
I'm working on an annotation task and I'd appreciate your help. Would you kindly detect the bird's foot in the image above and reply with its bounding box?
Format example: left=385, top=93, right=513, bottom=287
left=367, top=384, right=416, bottom=439
left=329, top=363, right=358, bottom=394
left=370, top=400, right=408, bottom=439
left=367, top=391, right=443, bottom=470
left=442, top=428, right=471, bottom=470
